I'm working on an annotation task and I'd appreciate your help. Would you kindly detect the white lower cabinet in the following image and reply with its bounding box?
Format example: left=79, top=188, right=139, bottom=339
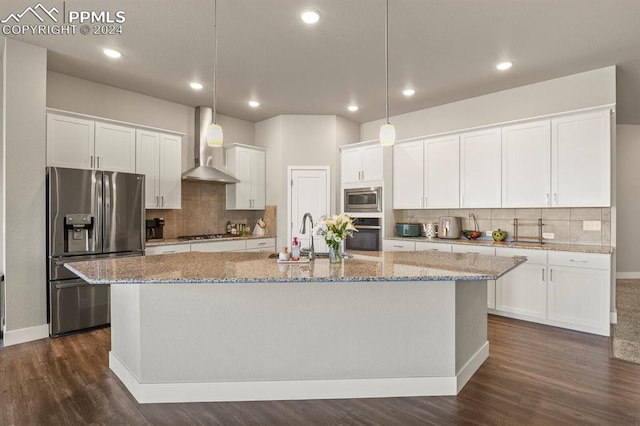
left=147, top=238, right=276, bottom=255
left=382, top=239, right=415, bottom=251
left=495, top=248, right=547, bottom=319
left=415, top=242, right=452, bottom=252
left=246, top=238, right=276, bottom=252
left=191, top=240, right=247, bottom=252
left=492, top=249, right=610, bottom=336
left=145, top=244, right=190, bottom=256
left=547, top=252, right=610, bottom=335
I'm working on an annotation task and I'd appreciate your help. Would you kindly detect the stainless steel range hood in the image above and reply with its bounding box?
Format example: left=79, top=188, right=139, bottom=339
left=181, top=106, right=240, bottom=183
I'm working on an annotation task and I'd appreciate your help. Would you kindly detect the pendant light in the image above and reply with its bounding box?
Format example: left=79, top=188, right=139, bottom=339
left=206, top=0, right=224, bottom=147
left=379, top=0, right=396, bottom=146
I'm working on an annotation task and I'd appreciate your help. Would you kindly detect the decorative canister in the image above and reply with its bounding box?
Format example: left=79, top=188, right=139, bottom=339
left=423, top=222, right=438, bottom=239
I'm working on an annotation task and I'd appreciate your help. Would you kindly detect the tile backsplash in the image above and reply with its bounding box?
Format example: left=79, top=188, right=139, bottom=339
left=395, top=207, right=611, bottom=246
left=146, top=181, right=272, bottom=239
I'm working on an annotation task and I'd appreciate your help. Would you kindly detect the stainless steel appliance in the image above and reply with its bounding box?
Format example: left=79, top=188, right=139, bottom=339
left=46, top=167, right=145, bottom=336
left=438, top=216, right=462, bottom=239
left=344, top=187, right=382, bottom=213
left=345, top=217, right=381, bottom=251
left=146, top=218, right=165, bottom=240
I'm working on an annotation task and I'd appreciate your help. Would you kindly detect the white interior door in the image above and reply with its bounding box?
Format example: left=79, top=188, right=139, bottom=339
left=289, top=167, right=330, bottom=253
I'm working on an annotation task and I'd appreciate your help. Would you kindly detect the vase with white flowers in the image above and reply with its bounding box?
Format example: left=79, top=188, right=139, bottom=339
left=314, top=213, right=358, bottom=263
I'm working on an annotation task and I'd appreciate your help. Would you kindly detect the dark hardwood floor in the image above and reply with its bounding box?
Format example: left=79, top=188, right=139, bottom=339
left=1, top=315, right=639, bottom=425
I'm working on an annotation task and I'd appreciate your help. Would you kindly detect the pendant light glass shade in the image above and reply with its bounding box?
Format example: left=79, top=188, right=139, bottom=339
left=379, top=123, right=396, bottom=146
left=206, top=123, right=224, bottom=147
left=379, top=0, right=395, bottom=146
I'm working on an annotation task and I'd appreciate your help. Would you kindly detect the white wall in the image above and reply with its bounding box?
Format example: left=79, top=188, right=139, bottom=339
left=360, top=66, right=616, bottom=141
left=255, top=115, right=359, bottom=248
left=46, top=71, right=254, bottom=172
left=2, top=39, right=48, bottom=345
left=616, top=124, right=640, bottom=275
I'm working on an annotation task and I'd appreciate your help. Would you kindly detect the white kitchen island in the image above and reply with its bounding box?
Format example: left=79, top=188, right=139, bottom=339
left=66, top=251, right=525, bottom=404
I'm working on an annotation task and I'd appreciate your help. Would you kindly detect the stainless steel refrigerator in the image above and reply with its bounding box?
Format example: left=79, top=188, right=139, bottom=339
left=46, top=167, right=145, bottom=336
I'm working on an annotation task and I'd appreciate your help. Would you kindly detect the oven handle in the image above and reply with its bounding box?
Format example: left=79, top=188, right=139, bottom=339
left=355, top=225, right=382, bottom=230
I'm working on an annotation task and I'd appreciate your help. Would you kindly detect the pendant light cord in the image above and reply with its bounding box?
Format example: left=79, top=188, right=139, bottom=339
left=384, top=0, right=390, bottom=125
left=213, top=0, right=218, bottom=125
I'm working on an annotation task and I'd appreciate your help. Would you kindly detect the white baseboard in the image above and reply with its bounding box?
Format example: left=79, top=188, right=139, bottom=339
left=616, top=272, right=640, bottom=279
left=110, top=344, right=489, bottom=404
left=3, top=323, right=48, bottom=347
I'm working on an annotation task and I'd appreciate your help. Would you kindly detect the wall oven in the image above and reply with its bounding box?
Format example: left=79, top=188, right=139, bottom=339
left=345, top=217, right=382, bottom=251
left=344, top=187, right=382, bottom=213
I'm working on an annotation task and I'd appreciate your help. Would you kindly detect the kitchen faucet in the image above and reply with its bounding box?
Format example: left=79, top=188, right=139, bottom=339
left=300, top=212, right=315, bottom=260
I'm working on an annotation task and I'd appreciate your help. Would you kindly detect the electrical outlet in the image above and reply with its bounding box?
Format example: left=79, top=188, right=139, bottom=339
left=543, top=232, right=554, bottom=239
left=583, top=221, right=601, bottom=231
left=485, top=231, right=492, bottom=236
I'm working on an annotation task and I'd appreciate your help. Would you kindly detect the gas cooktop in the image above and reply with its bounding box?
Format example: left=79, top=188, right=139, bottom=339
left=176, top=234, right=230, bottom=241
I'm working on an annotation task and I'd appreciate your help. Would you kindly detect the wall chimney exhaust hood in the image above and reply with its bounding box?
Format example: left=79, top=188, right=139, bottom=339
left=181, top=106, right=240, bottom=183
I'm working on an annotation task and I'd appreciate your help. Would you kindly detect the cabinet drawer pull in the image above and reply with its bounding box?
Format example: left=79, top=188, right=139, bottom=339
left=257, top=242, right=266, bottom=246
left=163, top=250, right=176, bottom=254
left=393, top=245, right=403, bottom=248
left=161, top=196, right=164, bottom=207
left=97, top=156, right=100, bottom=169
left=550, top=269, right=553, bottom=281
left=90, top=155, right=94, bottom=168
left=542, top=268, right=545, bottom=281
left=467, top=251, right=479, bottom=255
left=156, top=196, right=159, bottom=207
left=569, top=259, right=588, bottom=263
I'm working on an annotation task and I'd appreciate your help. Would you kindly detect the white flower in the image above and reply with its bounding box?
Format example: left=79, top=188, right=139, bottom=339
left=314, top=214, right=358, bottom=249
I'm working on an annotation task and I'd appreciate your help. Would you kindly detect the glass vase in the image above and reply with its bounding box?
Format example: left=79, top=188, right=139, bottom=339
left=328, top=246, right=341, bottom=264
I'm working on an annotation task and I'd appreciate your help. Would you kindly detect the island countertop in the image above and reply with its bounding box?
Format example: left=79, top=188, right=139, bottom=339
left=65, top=250, right=526, bottom=284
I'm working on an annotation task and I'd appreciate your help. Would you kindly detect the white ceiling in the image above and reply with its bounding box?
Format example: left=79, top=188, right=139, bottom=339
left=2, top=0, right=639, bottom=124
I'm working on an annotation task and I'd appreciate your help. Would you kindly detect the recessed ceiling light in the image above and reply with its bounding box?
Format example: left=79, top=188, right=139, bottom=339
left=103, top=48, right=122, bottom=59
left=249, top=100, right=261, bottom=108
left=299, top=9, right=321, bottom=24
left=496, top=61, right=513, bottom=71
left=190, top=82, right=204, bottom=90
left=403, top=89, right=415, bottom=97
left=348, top=105, right=359, bottom=112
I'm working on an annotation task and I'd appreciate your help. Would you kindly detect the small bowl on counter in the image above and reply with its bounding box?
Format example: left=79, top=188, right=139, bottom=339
left=462, top=230, right=482, bottom=240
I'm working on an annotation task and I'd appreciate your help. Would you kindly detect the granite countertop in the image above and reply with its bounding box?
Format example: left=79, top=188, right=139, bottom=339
left=64, top=250, right=526, bottom=284
left=384, top=236, right=613, bottom=254
left=146, top=234, right=275, bottom=247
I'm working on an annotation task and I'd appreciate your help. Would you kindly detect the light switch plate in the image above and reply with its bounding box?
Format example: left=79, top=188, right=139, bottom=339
left=583, top=220, right=602, bottom=231
left=543, top=232, right=555, bottom=239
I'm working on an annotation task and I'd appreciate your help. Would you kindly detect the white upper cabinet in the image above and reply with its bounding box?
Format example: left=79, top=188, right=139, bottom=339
left=47, top=113, right=136, bottom=173
left=225, top=144, right=266, bottom=210
left=135, top=130, right=182, bottom=209
left=425, top=135, right=460, bottom=208
left=341, top=144, right=383, bottom=184
left=460, top=127, right=501, bottom=208
left=393, top=140, right=424, bottom=209
left=393, top=136, right=459, bottom=209
left=501, top=120, right=551, bottom=207
left=47, top=114, right=95, bottom=169
left=551, top=109, right=611, bottom=207
left=94, top=122, right=137, bottom=173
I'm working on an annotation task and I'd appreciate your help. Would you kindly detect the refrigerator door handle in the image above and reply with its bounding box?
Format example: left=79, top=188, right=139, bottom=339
left=95, top=170, right=103, bottom=252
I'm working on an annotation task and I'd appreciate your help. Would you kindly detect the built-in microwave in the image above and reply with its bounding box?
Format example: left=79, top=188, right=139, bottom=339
left=344, top=187, right=382, bottom=213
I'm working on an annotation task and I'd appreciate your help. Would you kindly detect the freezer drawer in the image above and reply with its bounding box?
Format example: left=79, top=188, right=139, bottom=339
left=49, top=279, right=110, bottom=335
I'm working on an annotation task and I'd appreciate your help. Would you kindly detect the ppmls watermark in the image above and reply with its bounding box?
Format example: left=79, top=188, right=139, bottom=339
left=1, top=2, right=126, bottom=36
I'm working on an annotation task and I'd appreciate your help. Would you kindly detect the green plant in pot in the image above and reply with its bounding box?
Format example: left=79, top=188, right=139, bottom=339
left=492, top=229, right=507, bottom=242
